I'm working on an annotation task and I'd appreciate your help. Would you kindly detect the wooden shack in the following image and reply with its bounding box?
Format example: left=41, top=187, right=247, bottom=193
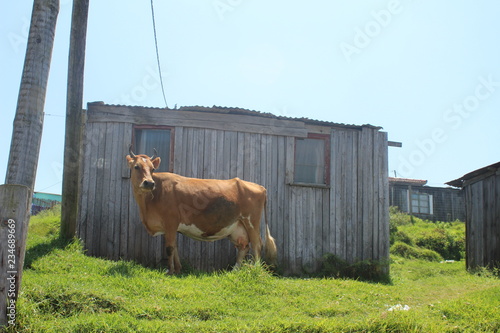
left=389, top=177, right=465, bottom=222
left=77, top=102, right=390, bottom=275
left=447, top=162, right=500, bottom=270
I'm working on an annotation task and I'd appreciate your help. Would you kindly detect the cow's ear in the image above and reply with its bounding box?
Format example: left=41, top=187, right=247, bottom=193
left=126, top=155, right=134, bottom=165
left=152, top=157, right=161, bottom=170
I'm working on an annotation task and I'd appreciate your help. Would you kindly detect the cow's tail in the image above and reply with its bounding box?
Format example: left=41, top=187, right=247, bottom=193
left=263, top=197, right=277, bottom=267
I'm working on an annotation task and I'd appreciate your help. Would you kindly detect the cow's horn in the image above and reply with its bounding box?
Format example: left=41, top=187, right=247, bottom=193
left=151, top=148, right=158, bottom=160
left=129, top=144, right=136, bottom=158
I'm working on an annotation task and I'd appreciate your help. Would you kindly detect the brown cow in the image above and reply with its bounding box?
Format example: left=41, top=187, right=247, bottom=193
left=126, top=147, right=277, bottom=274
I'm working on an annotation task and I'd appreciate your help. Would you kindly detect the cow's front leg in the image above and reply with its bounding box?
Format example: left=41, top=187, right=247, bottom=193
left=164, top=233, right=179, bottom=274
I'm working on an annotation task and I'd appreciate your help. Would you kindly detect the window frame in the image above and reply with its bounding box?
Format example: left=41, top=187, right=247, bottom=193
left=409, top=191, right=433, bottom=215
left=292, top=133, right=330, bottom=187
left=132, top=125, right=175, bottom=173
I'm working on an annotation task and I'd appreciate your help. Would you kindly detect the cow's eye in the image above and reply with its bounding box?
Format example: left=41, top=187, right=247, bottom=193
left=134, top=165, right=140, bottom=170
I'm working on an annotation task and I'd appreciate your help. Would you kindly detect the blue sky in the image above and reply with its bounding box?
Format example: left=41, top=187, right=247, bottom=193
left=1, top=1, right=499, bottom=194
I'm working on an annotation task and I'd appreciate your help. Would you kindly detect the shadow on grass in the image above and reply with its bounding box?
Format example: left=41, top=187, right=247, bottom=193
left=125, top=257, right=393, bottom=284
left=313, top=253, right=393, bottom=285
left=24, top=236, right=71, bottom=269
left=103, top=257, right=212, bottom=278
left=106, top=261, right=138, bottom=277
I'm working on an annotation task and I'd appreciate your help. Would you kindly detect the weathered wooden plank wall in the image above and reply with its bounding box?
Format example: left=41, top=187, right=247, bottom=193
left=329, top=128, right=389, bottom=266
left=77, top=105, right=389, bottom=275
left=464, top=171, right=500, bottom=270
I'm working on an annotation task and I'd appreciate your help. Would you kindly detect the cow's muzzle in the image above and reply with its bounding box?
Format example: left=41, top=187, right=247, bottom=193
left=140, top=180, right=155, bottom=191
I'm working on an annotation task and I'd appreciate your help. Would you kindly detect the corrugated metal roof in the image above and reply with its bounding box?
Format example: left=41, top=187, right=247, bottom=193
left=388, top=177, right=427, bottom=186
left=446, top=161, right=500, bottom=188
left=89, top=102, right=383, bottom=130
left=178, top=105, right=383, bottom=130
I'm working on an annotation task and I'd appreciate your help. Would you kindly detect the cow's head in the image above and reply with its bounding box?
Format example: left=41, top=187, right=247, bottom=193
left=126, top=145, right=161, bottom=192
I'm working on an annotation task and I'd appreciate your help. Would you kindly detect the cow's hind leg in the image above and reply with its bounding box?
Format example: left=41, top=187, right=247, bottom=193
left=233, top=240, right=249, bottom=270
left=241, top=213, right=263, bottom=263
left=172, top=246, right=182, bottom=274
left=229, top=222, right=249, bottom=270
left=248, top=230, right=262, bottom=263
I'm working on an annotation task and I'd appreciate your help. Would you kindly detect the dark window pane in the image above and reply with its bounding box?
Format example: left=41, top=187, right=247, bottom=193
left=294, top=138, right=325, bottom=184
left=135, top=129, right=171, bottom=172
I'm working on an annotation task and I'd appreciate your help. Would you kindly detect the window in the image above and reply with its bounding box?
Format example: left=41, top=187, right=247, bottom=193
left=134, top=127, right=172, bottom=172
left=294, top=135, right=329, bottom=185
left=411, top=192, right=433, bottom=214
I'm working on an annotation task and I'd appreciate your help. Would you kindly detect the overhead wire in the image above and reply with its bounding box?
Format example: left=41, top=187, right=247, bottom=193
left=37, top=181, right=62, bottom=193
left=150, top=0, right=169, bottom=108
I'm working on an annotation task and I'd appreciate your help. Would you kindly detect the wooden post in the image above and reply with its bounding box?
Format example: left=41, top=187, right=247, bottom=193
left=60, top=0, right=89, bottom=240
left=1, top=0, right=59, bottom=327
left=0, top=185, right=31, bottom=326
left=408, top=185, right=414, bottom=223
left=5, top=0, right=59, bottom=187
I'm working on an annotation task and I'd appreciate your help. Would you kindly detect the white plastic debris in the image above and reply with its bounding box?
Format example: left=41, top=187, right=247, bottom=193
left=388, top=304, right=410, bottom=311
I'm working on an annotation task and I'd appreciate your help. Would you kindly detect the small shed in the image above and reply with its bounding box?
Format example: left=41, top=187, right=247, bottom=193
left=32, top=192, right=62, bottom=215
left=77, top=102, right=391, bottom=275
left=389, top=177, right=465, bottom=222
left=447, top=162, right=500, bottom=270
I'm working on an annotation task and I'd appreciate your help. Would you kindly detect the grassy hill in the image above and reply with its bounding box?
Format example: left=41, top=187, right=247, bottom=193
left=4, top=206, right=500, bottom=332
left=389, top=206, right=466, bottom=262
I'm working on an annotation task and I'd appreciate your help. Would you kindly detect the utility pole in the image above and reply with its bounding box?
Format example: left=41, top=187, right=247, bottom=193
left=60, top=0, right=89, bottom=240
left=1, top=0, right=59, bottom=327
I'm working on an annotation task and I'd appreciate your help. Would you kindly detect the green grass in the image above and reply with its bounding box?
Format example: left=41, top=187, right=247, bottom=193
left=4, top=206, right=500, bottom=332
left=389, top=206, right=466, bottom=261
